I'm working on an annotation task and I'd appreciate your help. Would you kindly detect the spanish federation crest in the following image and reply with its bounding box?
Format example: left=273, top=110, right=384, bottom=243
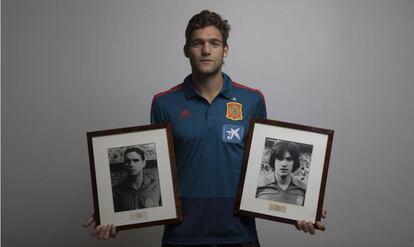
left=226, top=102, right=243, bottom=121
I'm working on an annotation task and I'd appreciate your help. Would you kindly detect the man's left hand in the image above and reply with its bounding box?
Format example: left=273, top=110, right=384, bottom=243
left=295, top=209, right=327, bottom=235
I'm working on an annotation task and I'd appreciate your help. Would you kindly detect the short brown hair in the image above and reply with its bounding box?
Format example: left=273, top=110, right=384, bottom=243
left=185, top=10, right=231, bottom=48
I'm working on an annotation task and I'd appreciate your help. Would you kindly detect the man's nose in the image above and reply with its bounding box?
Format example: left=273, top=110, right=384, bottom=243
left=201, top=44, right=211, bottom=55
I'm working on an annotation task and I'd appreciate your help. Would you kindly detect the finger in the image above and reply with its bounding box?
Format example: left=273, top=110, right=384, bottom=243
left=296, top=220, right=303, bottom=231
left=82, top=216, right=95, bottom=228
left=91, top=225, right=103, bottom=237
left=106, top=225, right=112, bottom=238
left=100, top=225, right=111, bottom=240
left=307, top=221, right=315, bottom=235
left=316, top=221, right=326, bottom=231
left=301, top=220, right=309, bottom=233
left=97, top=225, right=106, bottom=240
left=105, top=225, right=111, bottom=240
left=110, top=224, right=118, bottom=238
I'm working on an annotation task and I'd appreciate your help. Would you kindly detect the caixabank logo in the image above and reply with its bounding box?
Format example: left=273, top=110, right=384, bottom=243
left=222, top=124, right=244, bottom=143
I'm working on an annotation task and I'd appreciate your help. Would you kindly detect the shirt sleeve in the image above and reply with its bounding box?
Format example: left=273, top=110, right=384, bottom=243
left=150, top=96, right=167, bottom=124
left=255, top=93, right=267, bottom=119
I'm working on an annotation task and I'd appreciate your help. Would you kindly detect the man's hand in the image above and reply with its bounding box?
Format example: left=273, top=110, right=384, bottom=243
left=82, top=215, right=118, bottom=240
left=295, top=209, right=327, bottom=235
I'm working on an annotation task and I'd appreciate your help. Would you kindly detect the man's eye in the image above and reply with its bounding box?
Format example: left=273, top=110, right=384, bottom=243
left=285, top=158, right=293, bottom=162
left=125, top=159, right=139, bottom=163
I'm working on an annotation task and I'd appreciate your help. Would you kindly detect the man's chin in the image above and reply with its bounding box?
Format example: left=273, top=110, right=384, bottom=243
left=127, top=172, right=141, bottom=177
left=193, top=66, right=221, bottom=76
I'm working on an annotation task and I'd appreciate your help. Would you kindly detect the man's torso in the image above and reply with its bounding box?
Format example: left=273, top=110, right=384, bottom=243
left=151, top=73, right=266, bottom=245
left=113, top=174, right=162, bottom=212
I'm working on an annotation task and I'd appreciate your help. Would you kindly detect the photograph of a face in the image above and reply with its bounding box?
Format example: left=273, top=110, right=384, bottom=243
left=87, top=124, right=181, bottom=230
left=255, top=138, right=313, bottom=206
left=108, top=143, right=162, bottom=212
left=234, top=119, right=333, bottom=225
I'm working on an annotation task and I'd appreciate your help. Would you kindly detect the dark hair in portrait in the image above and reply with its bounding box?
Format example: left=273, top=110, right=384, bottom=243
left=268, top=141, right=301, bottom=172
left=124, top=147, right=145, bottom=161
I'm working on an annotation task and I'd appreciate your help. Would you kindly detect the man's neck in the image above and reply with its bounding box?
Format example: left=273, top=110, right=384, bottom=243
left=191, top=71, right=224, bottom=104
left=128, top=173, right=144, bottom=191
left=275, top=174, right=292, bottom=191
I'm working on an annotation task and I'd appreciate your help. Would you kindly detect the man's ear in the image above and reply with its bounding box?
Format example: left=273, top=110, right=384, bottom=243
left=183, top=45, right=189, bottom=58
left=223, top=45, right=229, bottom=58
left=143, top=160, right=147, bottom=168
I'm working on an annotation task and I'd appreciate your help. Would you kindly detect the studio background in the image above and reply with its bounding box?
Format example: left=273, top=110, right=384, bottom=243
left=2, top=0, right=413, bottom=246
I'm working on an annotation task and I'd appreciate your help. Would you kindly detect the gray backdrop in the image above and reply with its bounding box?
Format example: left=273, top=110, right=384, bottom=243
left=2, top=0, right=414, bottom=246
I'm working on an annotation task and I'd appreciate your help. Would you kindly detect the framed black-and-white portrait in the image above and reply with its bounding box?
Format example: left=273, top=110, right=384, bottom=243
left=235, top=119, right=334, bottom=225
left=87, top=123, right=181, bottom=230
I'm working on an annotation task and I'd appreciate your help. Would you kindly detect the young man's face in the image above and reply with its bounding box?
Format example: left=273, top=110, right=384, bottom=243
left=186, top=26, right=228, bottom=77
left=124, top=151, right=146, bottom=176
left=274, top=151, right=294, bottom=178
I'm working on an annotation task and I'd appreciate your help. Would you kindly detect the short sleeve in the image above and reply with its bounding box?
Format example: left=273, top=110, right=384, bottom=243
left=150, top=97, right=166, bottom=124
left=255, top=93, right=267, bottom=119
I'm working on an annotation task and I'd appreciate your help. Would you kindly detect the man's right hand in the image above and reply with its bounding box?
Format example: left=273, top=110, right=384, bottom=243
left=82, top=215, right=118, bottom=240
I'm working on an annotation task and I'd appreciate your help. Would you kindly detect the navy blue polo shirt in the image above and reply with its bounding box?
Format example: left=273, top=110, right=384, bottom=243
left=151, top=73, right=267, bottom=245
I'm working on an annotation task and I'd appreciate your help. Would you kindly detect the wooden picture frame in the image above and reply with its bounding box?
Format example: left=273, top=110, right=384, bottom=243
left=235, top=119, right=333, bottom=225
left=87, top=123, right=181, bottom=231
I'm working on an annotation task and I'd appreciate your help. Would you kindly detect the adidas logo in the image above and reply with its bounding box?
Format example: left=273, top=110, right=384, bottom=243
left=180, top=108, right=191, bottom=118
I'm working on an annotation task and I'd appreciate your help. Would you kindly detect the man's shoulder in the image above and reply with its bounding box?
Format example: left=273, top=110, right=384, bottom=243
left=152, top=83, right=185, bottom=103
left=258, top=182, right=279, bottom=190
left=142, top=173, right=159, bottom=188
left=150, top=82, right=185, bottom=123
left=256, top=182, right=280, bottom=199
left=288, top=182, right=306, bottom=194
left=227, top=78, right=267, bottom=118
left=112, top=179, right=130, bottom=194
left=231, top=81, right=265, bottom=101
left=232, top=81, right=264, bottom=97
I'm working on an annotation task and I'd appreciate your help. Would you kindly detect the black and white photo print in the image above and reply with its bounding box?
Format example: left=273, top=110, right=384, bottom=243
left=108, top=143, right=162, bottom=212
left=256, top=138, right=313, bottom=206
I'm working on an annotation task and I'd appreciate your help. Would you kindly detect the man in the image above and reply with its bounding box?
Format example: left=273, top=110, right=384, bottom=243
left=112, top=147, right=162, bottom=212
left=151, top=10, right=265, bottom=246
left=256, top=141, right=306, bottom=206
left=83, top=10, right=326, bottom=243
